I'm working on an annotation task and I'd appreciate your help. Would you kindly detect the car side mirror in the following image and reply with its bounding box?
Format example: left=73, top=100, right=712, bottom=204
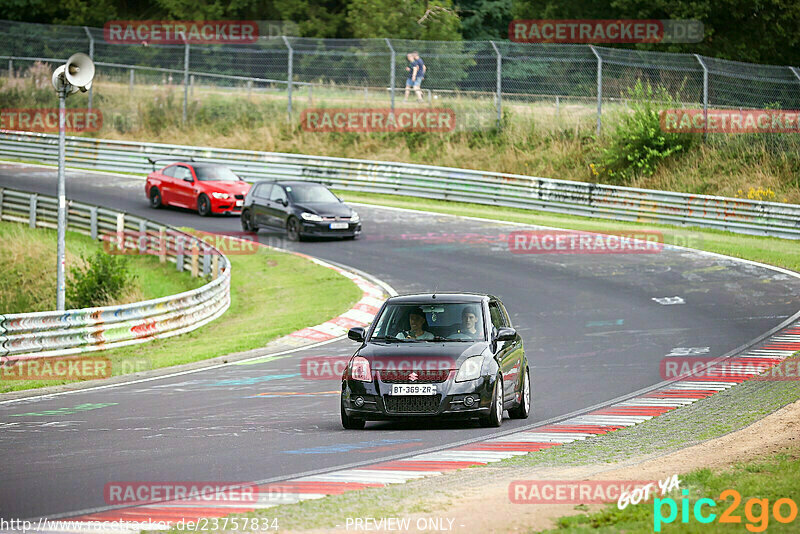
left=281, top=199, right=288, bottom=207
left=348, top=327, right=365, bottom=342
left=495, top=326, right=516, bottom=342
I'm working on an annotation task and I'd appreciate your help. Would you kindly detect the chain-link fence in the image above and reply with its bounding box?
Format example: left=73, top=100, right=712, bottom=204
left=1, top=19, right=799, bottom=132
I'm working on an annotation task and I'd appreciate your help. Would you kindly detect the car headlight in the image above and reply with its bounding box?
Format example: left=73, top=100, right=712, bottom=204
left=350, top=356, right=372, bottom=382
left=455, top=356, right=483, bottom=382
left=211, top=192, right=230, bottom=200
left=301, top=212, right=323, bottom=222
left=350, top=211, right=360, bottom=222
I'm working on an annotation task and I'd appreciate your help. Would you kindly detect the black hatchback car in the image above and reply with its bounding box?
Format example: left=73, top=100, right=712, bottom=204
left=341, top=293, right=530, bottom=429
left=240, top=180, right=361, bottom=241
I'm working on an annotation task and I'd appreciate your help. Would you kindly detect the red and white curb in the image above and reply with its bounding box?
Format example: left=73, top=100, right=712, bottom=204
left=32, top=324, right=799, bottom=533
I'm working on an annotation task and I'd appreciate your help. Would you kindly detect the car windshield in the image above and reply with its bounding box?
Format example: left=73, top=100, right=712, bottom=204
left=369, top=302, right=486, bottom=342
left=194, top=166, right=241, bottom=182
left=286, top=184, right=339, bottom=203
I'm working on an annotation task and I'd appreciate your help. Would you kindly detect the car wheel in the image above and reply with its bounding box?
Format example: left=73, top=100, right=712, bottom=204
left=341, top=399, right=365, bottom=430
left=241, top=210, right=258, bottom=232
left=197, top=194, right=211, bottom=217
left=286, top=217, right=301, bottom=241
left=480, top=373, right=504, bottom=428
left=149, top=188, right=162, bottom=209
left=508, top=367, right=531, bottom=419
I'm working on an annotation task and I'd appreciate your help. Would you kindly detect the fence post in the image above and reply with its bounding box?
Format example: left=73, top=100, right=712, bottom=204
left=183, top=41, right=190, bottom=124
left=29, top=194, right=37, bottom=228
left=694, top=54, right=709, bottom=140
left=116, top=212, right=125, bottom=251
left=385, top=38, right=396, bottom=113
left=7, top=58, right=12, bottom=78
left=190, top=74, right=195, bottom=96
left=283, top=36, right=293, bottom=123
left=202, top=246, right=211, bottom=277
left=308, top=83, right=313, bottom=104
left=212, top=254, right=219, bottom=279
left=89, top=206, right=98, bottom=240
left=176, top=235, right=185, bottom=272
left=138, top=219, right=148, bottom=254
left=83, top=26, right=94, bottom=112
left=0, top=188, right=3, bottom=221
left=790, top=67, right=800, bottom=84
left=589, top=45, right=602, bottom=135
left=159, top=227, right=166, bottom=263
left=490, top=41, right=502, bottom=128
left=129, top=68, right=134, bottom=92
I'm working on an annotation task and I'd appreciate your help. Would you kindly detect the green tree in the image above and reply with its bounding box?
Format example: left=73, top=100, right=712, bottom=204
left=456, top=0, right=513, bottom=39
left=347, top=0, right=462, bottom=40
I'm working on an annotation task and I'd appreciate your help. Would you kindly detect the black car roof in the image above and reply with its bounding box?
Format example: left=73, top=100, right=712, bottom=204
left=387, top=293, right=492, bottom=304
left=252, top=180, right=324, bottom=187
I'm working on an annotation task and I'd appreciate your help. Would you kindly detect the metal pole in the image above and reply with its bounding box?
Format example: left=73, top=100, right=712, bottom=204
left=385, top=38, right=396, bottom=113
left=129, top=68, right=134, bottom=92
left=56, top=88, right=67, bottom=311
left=8, top=58, right=12, bottom=78
left=694, top=54, right=708, bottom=140
left=83, top=27, right=94, bottom=112
left=490, top=41, right=502, bottom=128
left=283, top=36, right=293, bottom=123
left=589, top=46, right=602, bottom=135
left=790, top=67, right=800, bottom=83
left=183, top=42, right=190, bottom=124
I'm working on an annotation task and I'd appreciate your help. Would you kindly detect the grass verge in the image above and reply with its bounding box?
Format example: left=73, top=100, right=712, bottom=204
left=545, top=447, right=800, bottom=533
left=1, top=233, right=362, bottom=393
left=338, top=191, right=800, bottom=273
left=0, top=221, right=203, bottom=313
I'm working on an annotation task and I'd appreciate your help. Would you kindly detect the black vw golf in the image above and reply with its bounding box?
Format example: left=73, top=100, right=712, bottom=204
left=341, top=293, right=530, bottom=429
left=241, top=180, right=361, bottom=241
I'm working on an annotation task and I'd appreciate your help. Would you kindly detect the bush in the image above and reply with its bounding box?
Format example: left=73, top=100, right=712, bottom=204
left=66, top=251, right=135, bottom=309
left=599, top=81, right=698, bottom=185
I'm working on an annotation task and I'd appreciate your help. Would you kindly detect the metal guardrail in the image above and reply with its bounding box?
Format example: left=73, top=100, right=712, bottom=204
left=1, top=130, right=799, bottom=239
left=0, top=186, right=231, bottom=362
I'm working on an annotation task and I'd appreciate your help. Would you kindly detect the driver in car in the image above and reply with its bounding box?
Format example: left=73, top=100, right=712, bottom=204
left=449, top=306, right=481, bottom=339
left=396, top=307, right=434, bottom=340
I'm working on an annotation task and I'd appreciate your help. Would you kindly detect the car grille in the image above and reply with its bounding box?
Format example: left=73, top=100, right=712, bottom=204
left=379, top=370, right=450, bottom=383
left=384, top=395, right=441, bottom=414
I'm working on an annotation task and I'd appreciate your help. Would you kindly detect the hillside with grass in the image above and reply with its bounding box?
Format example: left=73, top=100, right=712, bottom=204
left=2, top=63, right=798, bottom=204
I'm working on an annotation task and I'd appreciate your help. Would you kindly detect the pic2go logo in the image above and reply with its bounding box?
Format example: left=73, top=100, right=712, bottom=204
left=654, top=489, right=798, bottom=532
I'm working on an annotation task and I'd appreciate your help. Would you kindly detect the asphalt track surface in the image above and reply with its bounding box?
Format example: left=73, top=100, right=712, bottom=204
left=1, top=163, right=799, bottom=521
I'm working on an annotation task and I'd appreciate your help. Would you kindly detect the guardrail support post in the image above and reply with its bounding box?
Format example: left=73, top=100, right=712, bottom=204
left=386, top=38, right=396, bottom=113
left=159, top=227, right=166, bottom=263
left=83, top=26, right=94, bottom=112
left=183, top=42, right=190, bottom=124
left=202, top=247, right=211, bottom=277
left=0, top=188, right=3, bottom=221
left=138, top=220, right=147, bottom=254
left=116, top=212, right=125, bottom=252
left=89, top=206, right=98, bottom=240
left=283, top=36, right=293, bottom=123
left=29, top=194, right=37, bottom=228
left=695, top=54, right=709, bottom=140
left=212, top=254, right=219, bottom=279
left=589, top=46, right=602, bottom=135
left=176, top=236, right=185, bottom=272
left=191, top=244, right=199, bottom=277
left=490, top=41, right=502, bottom=128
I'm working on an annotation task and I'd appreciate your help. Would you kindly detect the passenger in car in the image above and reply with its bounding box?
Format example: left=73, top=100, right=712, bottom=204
left=396, top=307, right=435, bottom=340
left=451, top=306, right=481, bottom=338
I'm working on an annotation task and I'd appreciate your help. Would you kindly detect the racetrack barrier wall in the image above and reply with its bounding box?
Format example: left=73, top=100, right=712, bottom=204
left=1, top=130, right=799, bottom=239
left=0, top=187, right=231, bottom=362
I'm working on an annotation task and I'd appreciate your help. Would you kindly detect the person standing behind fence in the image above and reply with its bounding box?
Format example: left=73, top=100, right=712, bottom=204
left=404, top=52, right=425, bottom=102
